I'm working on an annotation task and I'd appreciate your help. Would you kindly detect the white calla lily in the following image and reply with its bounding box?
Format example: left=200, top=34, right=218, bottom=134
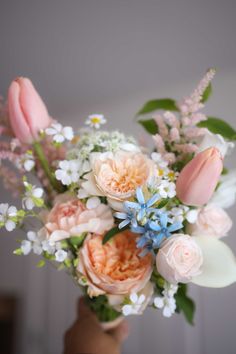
left=192, top=236, right=236, bottom=288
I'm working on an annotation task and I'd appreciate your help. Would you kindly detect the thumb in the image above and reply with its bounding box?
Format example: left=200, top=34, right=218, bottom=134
left=108, top=320, right=130, bottom=343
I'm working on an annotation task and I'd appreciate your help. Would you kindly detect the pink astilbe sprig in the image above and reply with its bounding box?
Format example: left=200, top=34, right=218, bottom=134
left=151, top=70, right=216, bottom=168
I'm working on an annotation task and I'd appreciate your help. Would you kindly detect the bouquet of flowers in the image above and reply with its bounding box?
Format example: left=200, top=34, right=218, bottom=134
left=1, top=69, right=236, bottom=327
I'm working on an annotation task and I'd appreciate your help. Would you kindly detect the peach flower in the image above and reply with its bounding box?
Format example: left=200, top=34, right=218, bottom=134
left=81, top=151, right=154, bottom=203
left=156, top=234, right=203, bottom=284
left=187, top=205, right=232, bottom=238
left=77, top=231, right=153, bottom=297
left=41, top=196, right=114, bottom=242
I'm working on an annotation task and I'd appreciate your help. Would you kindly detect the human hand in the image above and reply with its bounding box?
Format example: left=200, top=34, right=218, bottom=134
left=64, top=297, right=129, bottom=354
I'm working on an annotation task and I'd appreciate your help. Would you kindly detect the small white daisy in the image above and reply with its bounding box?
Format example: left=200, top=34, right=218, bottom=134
left=45, top=122, right=74, bottom=143
left=55, top=160, right=81, bottom=186
left=85, top=114, right=107, bottom=129
left=154, top=296, right=176, bottom=318
left=21, top=231, right=43, bottom=256
left=0, top=203, right=17, bottom=231
left=157, top=180, right=176, bottom=199
left=122, top=293, right=146, bottom=316
left=22, top=182, right=44, bottom=210
left=171, top=206, right=198, bottom=224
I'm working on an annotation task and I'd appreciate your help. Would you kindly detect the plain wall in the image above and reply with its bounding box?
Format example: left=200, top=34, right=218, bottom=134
left=0, top=1, right=236, bottom=353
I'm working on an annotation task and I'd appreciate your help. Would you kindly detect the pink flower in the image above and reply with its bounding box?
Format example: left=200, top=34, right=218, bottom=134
left=156, top=234, right=203, bottom=284
left=187, top=205, right=232, bottom=238
left=82, top=151, right=154, bottom=202
left=176, top=147, right=223, bottom=206
left=41, top=195, right=114, bottom=242
left=78, top=231, right=153, bottom=296
left=8, top=77, right=51, bottom=144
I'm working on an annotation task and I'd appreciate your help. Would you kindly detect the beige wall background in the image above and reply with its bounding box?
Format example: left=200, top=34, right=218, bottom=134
left=0, top=1, right=236, bottom=353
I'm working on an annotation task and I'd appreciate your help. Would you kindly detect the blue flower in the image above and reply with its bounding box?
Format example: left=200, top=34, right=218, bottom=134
left=124, top=187, right=160, bottom=222
left=132, top=211, right=183, bottom=254
left=114, top=208, right=138, bottom=229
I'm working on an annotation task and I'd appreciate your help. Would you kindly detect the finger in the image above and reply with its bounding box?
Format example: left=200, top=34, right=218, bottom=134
left=108, top=320, right=130, bottom=343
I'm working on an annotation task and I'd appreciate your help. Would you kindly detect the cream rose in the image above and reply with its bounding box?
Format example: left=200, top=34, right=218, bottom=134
left=77, top=231, right=153, bottom=297
left=188, top=205, right=232, bottom=238
left=41, top=195, right=114, bottom=242
left=156, top=234, right=203, bottom=284
left=81, top=151, right=154, bottom=203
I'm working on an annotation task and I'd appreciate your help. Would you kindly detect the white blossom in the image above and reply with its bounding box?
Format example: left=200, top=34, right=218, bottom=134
left=55, top=160, right=81, bottom=186
left=157, top=180, right=176, bottom=199
left=86, top=197, right=101, bottom=209
left=154, top=283, right=178, bottom=318
left=55, top=249, right=68, bottom=262
left=122, top=293, right=146, bottom=316
left=16, top=151, right=35, bottom=172
left=0, top=203, right=17, bottom=231
left=22, top=182, right=44, bottom=210
left=85, top=114, right=107, bottom=129
left=45, top=122, right=74, bottom=143
left=171, top=206, right=198, bottom=224
left=21, top=231, right=43, bottom=256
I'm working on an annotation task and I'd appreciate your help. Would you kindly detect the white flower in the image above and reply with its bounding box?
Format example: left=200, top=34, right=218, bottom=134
left=122, top=293, right=146, bottom=316
left=154, top=296, right=176, bottom=318
left=41, top=240, right=56, bottom=255
left=0, top=203, right=17, bottom=231
left=85, top=114, right=107, bottom=129
left=45, top=123, right=74, bottom=143
left=55, top=249, right=68, bottom=262
left=171, top=206, right=198, bottom=224
left=55, top=160, right=81, bottom=186
left=197, top=131, right=234, bottom=158
left=21, top=231, right=43, bottom=256
left=157, top=180, right=176, bottom=199
left=154, top=282, right=178, bottom=318
left=77, top=188, right=89, bottom=199
left=16, top=151, right=35, bottom=172
left=210, top=169, right=236, bottom=209
left=22, top=182, right=44, bottom=210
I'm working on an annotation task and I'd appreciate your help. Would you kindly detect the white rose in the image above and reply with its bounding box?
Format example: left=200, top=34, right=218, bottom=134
left=210, top=169, right=236, bottom=209
left=197, top=131, right=234, bottom=158
left=187, top=205, right=232, bottom=238
left=156, top=234, right=203, bottom=284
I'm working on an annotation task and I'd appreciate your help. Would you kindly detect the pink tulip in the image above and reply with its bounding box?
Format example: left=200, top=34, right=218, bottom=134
left=176, top=147, right=223, bottom=206
left=8, top=77, right=51, bottom=143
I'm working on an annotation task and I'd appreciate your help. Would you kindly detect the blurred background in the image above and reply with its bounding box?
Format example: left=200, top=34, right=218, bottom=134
left=0, top=1, right=236, bottom=353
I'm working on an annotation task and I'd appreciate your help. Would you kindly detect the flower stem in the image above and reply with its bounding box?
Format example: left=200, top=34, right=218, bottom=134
left=33, top=142, right=63, bottom=193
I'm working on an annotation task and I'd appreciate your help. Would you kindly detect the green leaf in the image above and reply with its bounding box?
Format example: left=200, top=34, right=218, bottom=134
left=69, top=233, right=87, bottom=248
left=198, top=117, right=236, bottom=140
left=201, top=83, right=212, bottom=103
left=102, top=226, right=128, bottom=245
left=175, top=284, right=195, bottom=325
left=138, top=119, right=158, bottom=134
left=86, top=295, right=121, bottom=322
left=136, top=98, right=179, bottom=116
left=37, top=259, right=46, bottom=268
left=13, top=248, right=23, bottom=256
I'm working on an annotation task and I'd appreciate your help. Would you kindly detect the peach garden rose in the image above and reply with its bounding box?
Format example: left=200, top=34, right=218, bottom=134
left=81, top=151, right=155, bottom=204
left=77, top=230, right=153, bottom=297
left=41, top=195, right=114, bottom=242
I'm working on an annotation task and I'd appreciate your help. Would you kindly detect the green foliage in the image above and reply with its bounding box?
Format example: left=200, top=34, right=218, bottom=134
left=138, top=119, right=158, bottom=134
left=175, top=284, right=195, bottom=325
left=201, top=83, right=212, bottom=103
left=136, top=98, right=179, bottom=116
left=13, top=248, right=23, bottom=256
left=86, top=295, right=121, bottom=322
left=198, top=117, right=236, bottom=140
left=102, top=225, right=128, bottom=245
left=36, top=259, right=46, bottom=268
left=69, top=234, right=87, bottom=249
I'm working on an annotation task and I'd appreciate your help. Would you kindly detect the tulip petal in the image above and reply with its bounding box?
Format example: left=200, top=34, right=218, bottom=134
left=8, top=81, right=33, bottom=143
left=192, top=236, right=236, bottom=288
